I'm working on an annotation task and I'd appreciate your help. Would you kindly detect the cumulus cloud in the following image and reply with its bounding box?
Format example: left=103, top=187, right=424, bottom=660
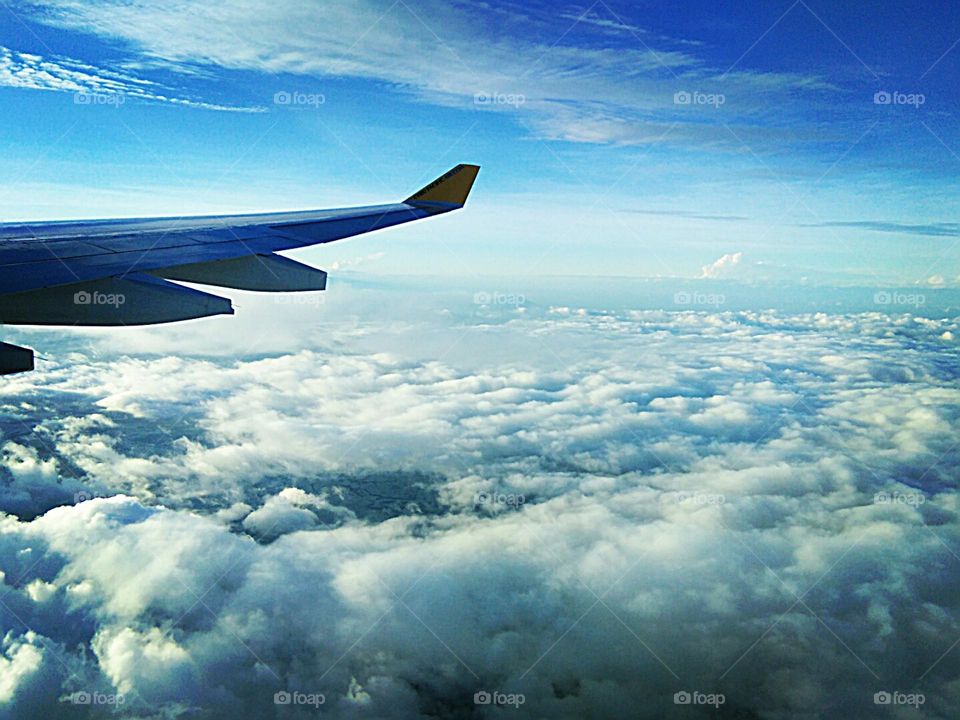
left=923, top=274, right=952, bottom=287
left=0, top=292, right=959, bottom=718
left=699, top=251, right=743, bottom=279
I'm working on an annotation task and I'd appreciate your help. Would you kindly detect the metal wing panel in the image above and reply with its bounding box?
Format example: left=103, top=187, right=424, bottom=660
left=0, top=164, right=479, bottom=299
left=0, top=239, right=112, bottom=264
left=0, top=203, right=408, bottom=242
left=0, top=204, right=427, bottom=295
left=263, top=204, right=430, bottom=250
left=0, top=239, right=274, bottom=294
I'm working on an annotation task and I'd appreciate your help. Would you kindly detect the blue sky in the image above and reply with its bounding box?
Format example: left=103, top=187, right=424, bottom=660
left=0, top=0, right=959, bottom=284
left=2, top=5, right=960, bottom=717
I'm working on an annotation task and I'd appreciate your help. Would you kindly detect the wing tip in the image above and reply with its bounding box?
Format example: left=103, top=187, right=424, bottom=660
left=404, top=164, right=480, bottom=209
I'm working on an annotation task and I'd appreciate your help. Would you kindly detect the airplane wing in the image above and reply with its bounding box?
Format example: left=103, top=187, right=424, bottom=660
left=0, top=163, right=479, bottom=374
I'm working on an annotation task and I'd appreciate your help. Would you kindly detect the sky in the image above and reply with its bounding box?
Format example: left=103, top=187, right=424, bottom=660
left=1, top=4, right=960, bottom=720
left=0, top=0, right=959, bottom=284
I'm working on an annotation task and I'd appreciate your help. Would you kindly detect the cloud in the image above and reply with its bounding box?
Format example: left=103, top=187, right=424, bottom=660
left=0, top=45, right=264, bottom=112
left=1, top=293, right=959, bottom=717
left=242, top=487, right=355, bottom=542
left=328, top=252, right=386, bottom=271
left=16, top=0, right=837, bottom=147
left=802, top=220, right=960, bottom=238
left=699, top=251, right=743, bottom=278
left=627, top=209, right=750, bottom=222
left=0, top=633, right=44, bottom=703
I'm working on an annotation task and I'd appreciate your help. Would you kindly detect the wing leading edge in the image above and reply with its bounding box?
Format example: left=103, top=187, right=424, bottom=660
left=0, top=163, right=479, bottom=374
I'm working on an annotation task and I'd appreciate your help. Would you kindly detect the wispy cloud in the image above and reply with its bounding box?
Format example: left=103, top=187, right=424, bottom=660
left=628, top=209, right=750, bottom=222
left=557, top=9, right=706, bottom=46
left=802, top=219, right=960, bottom=238
left=18, top=0, right=837, bottom=146
left=0, top=45, right=265, bottom=112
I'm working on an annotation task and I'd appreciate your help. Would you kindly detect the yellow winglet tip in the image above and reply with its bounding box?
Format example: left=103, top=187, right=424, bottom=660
left=404, top=164, right=480, bottom=208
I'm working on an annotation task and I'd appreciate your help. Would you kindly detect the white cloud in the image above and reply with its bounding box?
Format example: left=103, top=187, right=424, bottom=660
left=94, top=626, right=194, bottom=700
left=19, top=0, right=836, bottom=146
left=0, top=633, right=44, bottom=703
left=328, top=253, right=386, bottom=272
left=242, top=487, right=354, bottom=542
left=1, top=297, right=959, bottom=717
left=699, top=251, right=743, bottom=279
left=0, top=45, right=264, bottom=112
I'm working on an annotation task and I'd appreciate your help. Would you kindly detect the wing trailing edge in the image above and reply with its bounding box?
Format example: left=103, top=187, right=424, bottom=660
left=0, top=273, right=234, bottom=326
left=151, top=253, right=328, bottom=291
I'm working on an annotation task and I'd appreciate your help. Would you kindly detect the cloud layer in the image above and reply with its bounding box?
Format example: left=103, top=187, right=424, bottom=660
left=0, top=295, right=959, bottom=718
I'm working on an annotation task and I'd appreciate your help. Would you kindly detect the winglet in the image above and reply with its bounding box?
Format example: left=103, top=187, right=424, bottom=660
left=404, top=164, right=480, bottom=211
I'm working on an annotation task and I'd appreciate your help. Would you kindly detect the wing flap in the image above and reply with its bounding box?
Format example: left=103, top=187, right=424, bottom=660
left=152, top=253, right=327, bottom=291
left=0, top=343, right=34, bottom=375
left=0, top=273, right=233, bottom=326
